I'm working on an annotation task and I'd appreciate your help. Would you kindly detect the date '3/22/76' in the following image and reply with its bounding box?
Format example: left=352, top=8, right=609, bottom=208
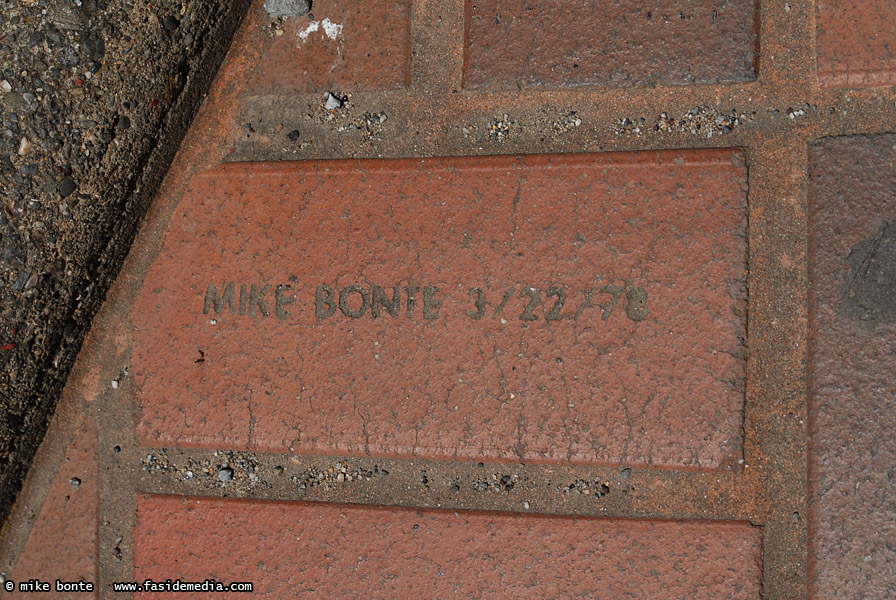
left=202, top=281, right=648, bottom=323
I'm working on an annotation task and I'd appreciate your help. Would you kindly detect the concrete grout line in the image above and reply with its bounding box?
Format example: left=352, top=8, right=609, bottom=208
left=133, top=447, right=764, bottom=522
left=756, top=0, right=818, bottom=91
left=97, top=376, right=138, bottom=600
left=744, top=135, right=810, bottom=599
left=233, top=85, right=896, bottom=162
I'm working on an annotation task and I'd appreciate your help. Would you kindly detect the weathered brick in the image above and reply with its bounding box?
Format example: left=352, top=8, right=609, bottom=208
left=809, top=135, right=896, bottom=598
left=248, top=0, right=412, bottom=94
left=8, top=424, right=98, bottom=598
left=132, top=150, right=748, bottom=469
left=816, top=0, right=896, bottom=87
left=463, top=0, right=757, bottom=89
left=135, top=495, right=761, bottom=599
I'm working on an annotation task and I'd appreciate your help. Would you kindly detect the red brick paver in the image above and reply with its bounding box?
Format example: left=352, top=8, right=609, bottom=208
left=464, top=0, right=757, bottom=89
left=816, top=0, right=896, bottom=87
left=7, top=422, right=98, bottom=598
left=249, top=0, right=412, bottom=94
left=135, top=494, right=761, bottom=599
left=808, top=135, right=896, bottom=599
left=133, top=151, right=748, bottom=469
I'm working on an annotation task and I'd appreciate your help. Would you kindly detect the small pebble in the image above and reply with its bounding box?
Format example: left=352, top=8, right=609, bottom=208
left=217, top=467, right=233, bottom=482
left=0, top=80, right=11, bottom=93
left=17, top=137, right=32, bottom=156
left=60, top=46, right=79, bottom=67
left=70, top=477, right=81, bottom=488
left=162, top=15, right=180, bottom=31
left=263, top=0, right=312, bottom=18
left=81, top=36, right=105, bottom=61
left=13, top=272, right=31, bottom=291
left=59, top=178, right=76, bottom=198
left=324, top=92, right=342, bottom=110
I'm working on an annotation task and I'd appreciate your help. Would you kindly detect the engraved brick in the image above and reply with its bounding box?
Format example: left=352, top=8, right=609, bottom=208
left=135, top=495, right=762, bottom=599
left=463, top=0, right=757, bottom=89
left=816, top=0, right=896, bottom=87
left=809, top=135, right=896, bottom=598
left=133, top=150, right=748, bottom=469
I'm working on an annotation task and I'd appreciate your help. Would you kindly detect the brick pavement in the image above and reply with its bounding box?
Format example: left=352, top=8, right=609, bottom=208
left=808, top=135, right=896, bottom=600
left=1, top=0, right=894, bottom=598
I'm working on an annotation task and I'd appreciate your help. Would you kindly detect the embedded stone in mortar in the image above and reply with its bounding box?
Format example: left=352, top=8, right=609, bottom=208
left=263, top=0, right=311, bottom=18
